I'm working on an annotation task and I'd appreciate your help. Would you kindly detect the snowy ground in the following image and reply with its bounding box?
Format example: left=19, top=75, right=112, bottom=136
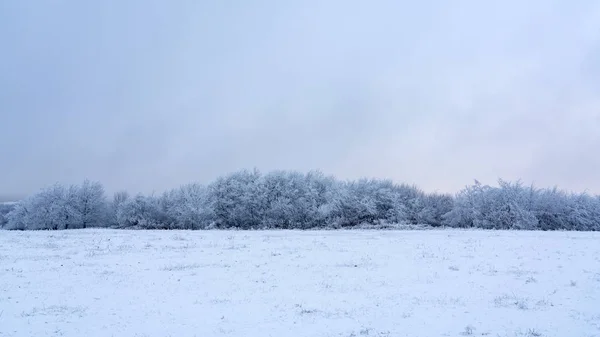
left=1, top=229, right=600, bottom=337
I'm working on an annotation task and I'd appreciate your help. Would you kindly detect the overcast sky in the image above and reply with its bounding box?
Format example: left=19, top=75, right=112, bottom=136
left=1, top=1, right=599, bottom=198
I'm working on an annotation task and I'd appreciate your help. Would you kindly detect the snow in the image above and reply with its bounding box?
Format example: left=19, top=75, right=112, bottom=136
left=1, top=229, right=600, bottom=337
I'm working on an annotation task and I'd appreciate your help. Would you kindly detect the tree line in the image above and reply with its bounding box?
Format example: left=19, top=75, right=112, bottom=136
left=2, top=169, right=600, bottom=231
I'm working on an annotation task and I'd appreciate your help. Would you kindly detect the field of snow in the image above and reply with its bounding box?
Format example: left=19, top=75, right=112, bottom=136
left=1, top=229, right=600, bottom=337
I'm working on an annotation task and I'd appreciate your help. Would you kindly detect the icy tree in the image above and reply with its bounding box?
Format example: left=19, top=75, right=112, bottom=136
left=115, top=194, right=172, bottom=229
left=37, top=184, right=77, bottom=230
left=533, top=189, right=600, bottom=231
left=0, top=203, right=16, bottom=229
left=108, top=191, right=130, bottom=227
left=164, top=183, right=213, bottom=229
left=442, top=182, right=479, bottom=228
left=486, top=179, right=538, bottom=230
left=530, top=187, right=572, bottom=230
left=70, top=180, right=108, bottom=228
left=259, top=170, right=305, bottom=229
left=416, top=193, right=454, bottom=226
left=301, top=170, right=339, bottom=227
left=567, top=193, right=600, bottom=231
left=207, top=169, right=264, bottom=229
left=328, top=179, right=410, bottom=227
left=258, top=170, right=333, bottom=229
left=7, top=171, right=600, bottom=231
left=393, top=184, right=426, bottom=224
left=4, top=181, right=108, bottom=230
left=5, top=201, right=30, bottom=230
left=443, top=180, right=538, bottom=229
left=9, top=183, right=76, bottom=230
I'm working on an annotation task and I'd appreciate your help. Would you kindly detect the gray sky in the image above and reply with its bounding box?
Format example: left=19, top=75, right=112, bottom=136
left=1, top=1, right=600, bottom=198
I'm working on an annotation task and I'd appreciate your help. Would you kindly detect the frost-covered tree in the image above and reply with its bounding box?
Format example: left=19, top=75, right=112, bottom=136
left=108, top=190, right=130, bottom=227
left=566, top=193, right=600, bottom=231
left=207, top=169, right=264, bottom=229
left=70, top=180, right=108, bottom=228
left=7, top=172, right=600, bottom=231
left=37, top=183, right=76, bottom=230
left=443, top=179, right=600, bottom=231
left=5, top=201, right=30, bottom=230
left=528, top=187, right=569, bottom=230
left=328, top=180, right=378, bottom=227
left=303, top=170, right=340, bottom=227
left=259, top=170, right=304, bottom=229
left=258, top=170, right=332, bottom=229
left=0, top=203, right=16, bottom=229
left=486, top=179, right=538, bottom=230
left=163, top=183, right=213, bottom=229
left=327, top=179, right=411, bottom=227
left=392, top=184, right=426, bottom=224
left=115, top=194, right=172, bottom=229
left=442, top=182, right=479, bottom=228
left=532, top=189, right=600, bottom=231
left=5, top=183, right=75, bottom=230
left=416, top=193, right=454, bottom=226
left=443, top=180, right=538, bottom=229
left=4, top=181, right=108, bottom=230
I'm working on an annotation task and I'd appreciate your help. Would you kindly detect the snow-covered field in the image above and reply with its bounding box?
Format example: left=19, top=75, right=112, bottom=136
left=1, top=229, right=600, bottom=337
